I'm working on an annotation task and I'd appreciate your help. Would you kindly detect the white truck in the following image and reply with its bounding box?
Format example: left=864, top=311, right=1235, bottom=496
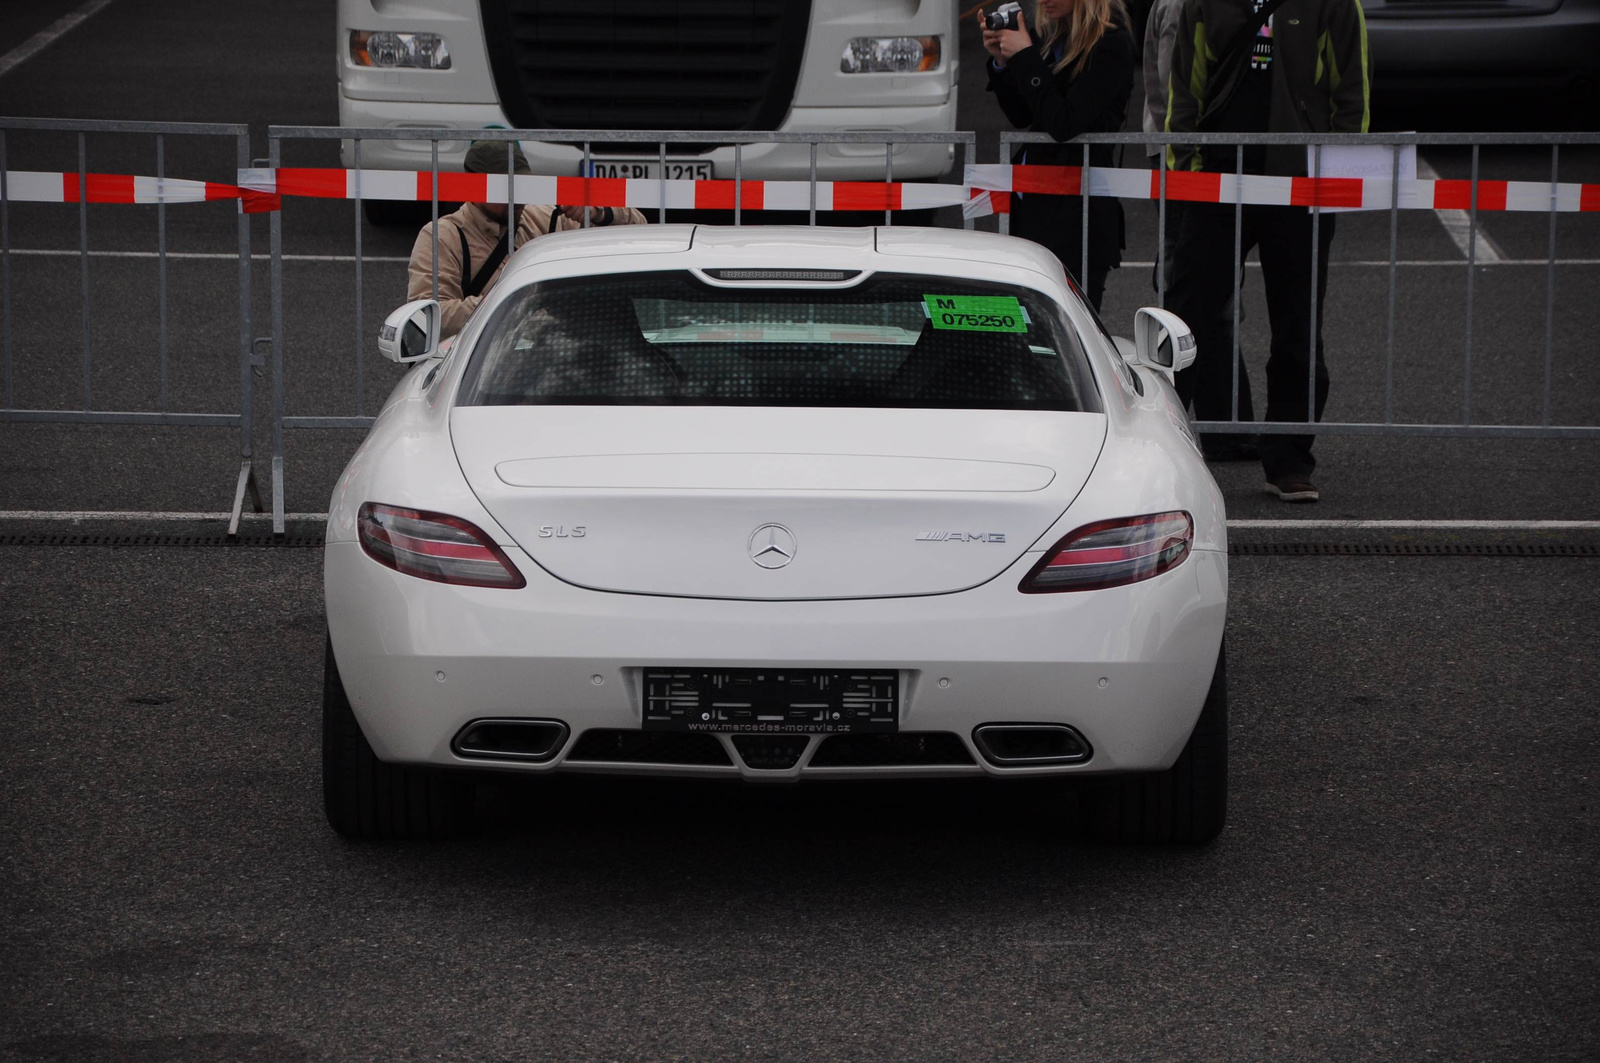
left=336, top=0, right=961, bottom=193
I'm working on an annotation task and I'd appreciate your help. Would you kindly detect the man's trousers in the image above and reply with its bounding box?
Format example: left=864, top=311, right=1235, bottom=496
left=1166, top=202, right=1336, bottom=479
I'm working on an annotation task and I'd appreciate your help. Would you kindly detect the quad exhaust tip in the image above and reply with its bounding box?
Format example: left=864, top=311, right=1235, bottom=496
left=452, top=719, right=570, bottom=762
left=972, top=724, right=1092, bottom=767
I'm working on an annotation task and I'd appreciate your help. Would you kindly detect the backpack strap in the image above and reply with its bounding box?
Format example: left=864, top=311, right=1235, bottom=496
left=461, top=227, right=510, bottom=300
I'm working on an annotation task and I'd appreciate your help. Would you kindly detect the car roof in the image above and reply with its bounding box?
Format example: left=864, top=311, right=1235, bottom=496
left=498, top=224, right=1069, bottom=286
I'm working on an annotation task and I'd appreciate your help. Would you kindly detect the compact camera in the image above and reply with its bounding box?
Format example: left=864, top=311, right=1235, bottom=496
left=984, top=2, right=1023, bottom=30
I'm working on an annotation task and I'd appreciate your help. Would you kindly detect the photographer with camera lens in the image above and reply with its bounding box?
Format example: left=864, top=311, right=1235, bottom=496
left=979, top=0, right=1134, bottom=311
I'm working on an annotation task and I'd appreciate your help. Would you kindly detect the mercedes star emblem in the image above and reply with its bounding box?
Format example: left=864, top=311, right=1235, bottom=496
left=748, top=523, right=797, bottom=569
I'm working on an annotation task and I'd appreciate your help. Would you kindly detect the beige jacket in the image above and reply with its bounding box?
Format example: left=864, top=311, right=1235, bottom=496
left=407, top=202, right=647, bottom=336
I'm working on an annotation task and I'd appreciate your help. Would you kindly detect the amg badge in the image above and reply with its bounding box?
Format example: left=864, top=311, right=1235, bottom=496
left=915, top=532, right=1006, bottom=543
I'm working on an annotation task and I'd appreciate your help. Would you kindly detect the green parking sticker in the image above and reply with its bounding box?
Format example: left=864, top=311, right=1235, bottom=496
left=923, top=294, right=1028, bottom=333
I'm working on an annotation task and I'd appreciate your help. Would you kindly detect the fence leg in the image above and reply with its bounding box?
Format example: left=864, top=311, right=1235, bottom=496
left=354, top=139, right=365, bottom=420
left=1308, top=144, right=1320, bottom=429
left=78, top=133, right=91, bottom=412
left=885, top=141, right=893, bottom=227
left=1543, top=145, right=1558, bottom=427
left=809, top=143, right=818, bottom=226
left=228, top=461, right=264, bottom=537
left=1080, top=143, right=1089, bottom=297
left=658, top=141, right=667, bottom=225
left=1157, top=147, right=1168, bottom=310
left=1464, top=143, right=1479, bottom=427
left=270, top=135, right=286, bottom=537
left=1231, top=145, right=1243, bottom=425
left=1385, top=143, right=1399, bottom=425
left=2, top=130, right=11, bottom=411
left=229, top=129, right=258, bottom=539
left=960, top=139, right=973, bottom=231
left=157, top=134, right=169, bottom=413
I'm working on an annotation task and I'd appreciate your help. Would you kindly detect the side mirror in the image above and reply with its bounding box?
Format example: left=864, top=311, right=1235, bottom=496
left=1132, top=306, right=1197, bottom=377
left=378, top=299, right=441, bottom=364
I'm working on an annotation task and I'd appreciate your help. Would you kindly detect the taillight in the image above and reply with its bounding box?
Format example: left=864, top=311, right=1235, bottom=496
left=1019, top=511, right=1193, bottom=593
left=357, top=503, right=526, bottom=589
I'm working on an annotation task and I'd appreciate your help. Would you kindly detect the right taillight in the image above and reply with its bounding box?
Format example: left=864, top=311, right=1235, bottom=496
left=1019, top=511, right=1193, bottom=593
left=357, top=503, right=525, bottom=589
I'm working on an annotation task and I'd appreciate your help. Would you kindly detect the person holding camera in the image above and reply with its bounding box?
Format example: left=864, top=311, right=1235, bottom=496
left=980, top=0, right=1135, bottom=311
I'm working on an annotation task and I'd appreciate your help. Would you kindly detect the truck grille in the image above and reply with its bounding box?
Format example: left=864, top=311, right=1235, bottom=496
left=479, top=0, right=814, bottom=133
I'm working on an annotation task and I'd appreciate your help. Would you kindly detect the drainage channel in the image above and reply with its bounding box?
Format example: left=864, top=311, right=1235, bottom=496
left=1231, top=541, right=1600, bottom=558
left=0, top=533, right=1596, bottom=557
left=0, top=532, right=325, bottom=548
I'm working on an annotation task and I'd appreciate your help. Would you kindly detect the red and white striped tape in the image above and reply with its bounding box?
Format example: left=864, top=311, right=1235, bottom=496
left=963, top=164, right=1600, bottom=215
left=5, top=165, right=1597, bottom=215
left=3, top=170, right=244, bottom=205
left=234, top=167, right=978, bottom=213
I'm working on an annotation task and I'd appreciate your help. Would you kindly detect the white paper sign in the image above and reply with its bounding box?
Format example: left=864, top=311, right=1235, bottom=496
left=1307, top=141, right=1418, bottom=212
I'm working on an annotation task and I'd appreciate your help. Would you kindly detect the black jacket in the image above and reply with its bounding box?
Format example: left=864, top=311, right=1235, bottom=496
left=986, top=21, right=1135, bottom=277
left=986, top=20, right=1137, bottom=172
left=1165, top=0, right=1370, bottom=175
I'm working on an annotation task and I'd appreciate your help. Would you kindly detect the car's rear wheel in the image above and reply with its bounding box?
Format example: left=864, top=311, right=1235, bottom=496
left=1077, top=643, right=1228, bottom=845
left=322, top=636, right=474, bottom=839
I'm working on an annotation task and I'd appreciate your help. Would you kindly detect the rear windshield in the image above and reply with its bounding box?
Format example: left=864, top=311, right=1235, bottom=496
left=457, top=270, right=1101, bottom=412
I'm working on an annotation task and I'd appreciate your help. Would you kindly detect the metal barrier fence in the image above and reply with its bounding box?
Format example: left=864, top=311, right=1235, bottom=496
left=0, top=116, right=264, bottom=531
left=2, top=121, right=1596, bottom=533
left=1000, top=130, right=1600, bottom=441
left=260, top=125, right=979, bottom=533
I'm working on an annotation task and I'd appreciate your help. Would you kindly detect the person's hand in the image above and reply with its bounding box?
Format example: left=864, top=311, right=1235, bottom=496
left=978, top=11, right=1032, bottom=65
left=978, top=12, right=1006, bottom=63
left=557, top=203, right=611, bottom=225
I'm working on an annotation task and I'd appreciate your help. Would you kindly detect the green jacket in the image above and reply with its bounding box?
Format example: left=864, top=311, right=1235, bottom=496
left=1164, top=0, right=1369, bottom=175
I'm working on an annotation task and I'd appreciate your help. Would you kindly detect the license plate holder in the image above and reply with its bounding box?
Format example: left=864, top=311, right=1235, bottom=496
left=585, top=158, right=714, bottom=181
left=642, top=669, right=899, bottom=734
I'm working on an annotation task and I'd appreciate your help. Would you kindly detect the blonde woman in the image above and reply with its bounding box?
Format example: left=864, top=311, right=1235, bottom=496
left=981, top=0, right=1134, bottom=310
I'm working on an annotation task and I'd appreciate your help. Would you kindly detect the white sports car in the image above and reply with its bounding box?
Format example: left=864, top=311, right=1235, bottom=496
left=323, top=225, right=1228, bottom=843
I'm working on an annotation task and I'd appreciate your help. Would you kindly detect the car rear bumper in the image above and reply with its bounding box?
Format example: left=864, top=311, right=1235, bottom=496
left=336, top=96, right=958, bottom=181
left=324, top=542, right=1228, bottom=782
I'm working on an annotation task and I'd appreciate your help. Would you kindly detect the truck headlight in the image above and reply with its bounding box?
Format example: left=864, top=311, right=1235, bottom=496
left=840, top=36, right=940, bottom=74
left=350, top=31, right=452, bottom=70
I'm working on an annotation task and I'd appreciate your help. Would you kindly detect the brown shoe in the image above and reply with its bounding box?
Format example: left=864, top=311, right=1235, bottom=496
left=1265, top=477, right=1320, bottom=503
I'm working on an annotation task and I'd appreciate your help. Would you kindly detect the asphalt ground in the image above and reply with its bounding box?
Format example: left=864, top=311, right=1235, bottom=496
left=1, top=536, right=1597, bottom=1060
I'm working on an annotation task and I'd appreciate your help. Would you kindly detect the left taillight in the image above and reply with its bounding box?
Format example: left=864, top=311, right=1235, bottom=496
left=1019, top=511, right=1193, bottom=593
left=357, top=503, right=526, bottom=589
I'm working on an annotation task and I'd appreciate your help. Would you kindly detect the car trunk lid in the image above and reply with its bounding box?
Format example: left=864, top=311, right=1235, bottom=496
left=451, top=406, right=1105, bottom=600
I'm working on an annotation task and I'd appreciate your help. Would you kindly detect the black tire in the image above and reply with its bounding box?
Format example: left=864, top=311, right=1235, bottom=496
left=322, top=637, right=474, bottom=839
left=1078, top=643, right=1228, bottom=844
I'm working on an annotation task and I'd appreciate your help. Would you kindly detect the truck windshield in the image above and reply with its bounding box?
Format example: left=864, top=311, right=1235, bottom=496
left=457, top=271, right=1101, bottom=412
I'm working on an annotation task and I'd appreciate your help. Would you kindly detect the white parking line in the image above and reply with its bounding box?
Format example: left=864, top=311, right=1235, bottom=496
left=2, top=511, right=1598, bottom=532
left=0, top=0, right=116, bottom=79
left=8, top=250, right=1599, bottom=268
left=1417, top=156, right=1506, bottom=265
